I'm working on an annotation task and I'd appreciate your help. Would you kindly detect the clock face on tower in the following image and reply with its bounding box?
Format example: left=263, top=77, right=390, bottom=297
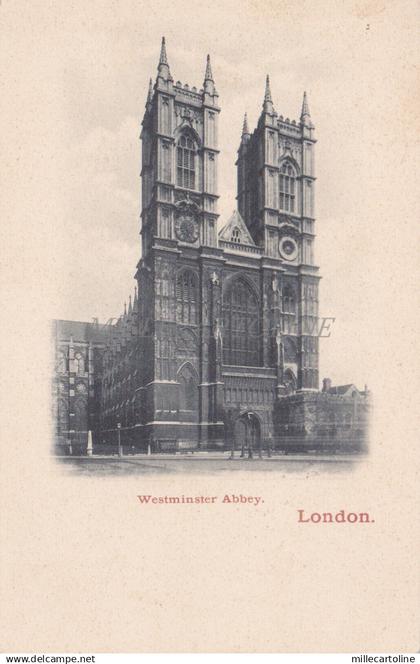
left=279, top=236, right=298, bottom=261
left=175, top=213, right=199, bottom=243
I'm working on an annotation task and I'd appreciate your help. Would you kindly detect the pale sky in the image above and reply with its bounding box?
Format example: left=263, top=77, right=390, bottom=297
left=2, top=0, right=418, bottom=388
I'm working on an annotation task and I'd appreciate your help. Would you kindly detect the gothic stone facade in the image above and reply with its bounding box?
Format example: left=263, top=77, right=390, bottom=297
left=53, top=40, right=370, bottom=455
left=52, top=320, right=109, bottom=454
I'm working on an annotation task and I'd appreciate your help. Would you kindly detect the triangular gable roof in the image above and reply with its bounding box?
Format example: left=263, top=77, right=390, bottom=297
left=54, top=319, right=110, bottom=344
left=327, top=384, right=359, bottom=397
left=218, top=210, right=256, bottom=246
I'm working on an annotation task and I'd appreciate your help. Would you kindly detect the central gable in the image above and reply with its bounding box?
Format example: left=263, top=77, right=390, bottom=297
left=218, top=210, right=256, bottom=247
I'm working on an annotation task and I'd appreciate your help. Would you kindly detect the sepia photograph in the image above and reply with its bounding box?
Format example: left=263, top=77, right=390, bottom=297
left=52, top=35, right=371, bottom=475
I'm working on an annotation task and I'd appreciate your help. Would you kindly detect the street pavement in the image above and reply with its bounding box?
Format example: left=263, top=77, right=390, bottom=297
left=56, top=452, right=367, bottom=476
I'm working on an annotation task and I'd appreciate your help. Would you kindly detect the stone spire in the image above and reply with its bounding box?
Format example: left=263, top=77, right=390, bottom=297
left=265, top=75, right=272, bottom=103
left=263, top=75, right=274, bottom=113
left=203, top=54, right=216, bottom=96
left=157, top=37, right=172, bottom=81
left=300, top=91, right=312, bottom=126
left=159, top=36, right=168, bottom=65
left=204, top=54, right=213, bottom=81
left=240, top=112, right=250, bottom=147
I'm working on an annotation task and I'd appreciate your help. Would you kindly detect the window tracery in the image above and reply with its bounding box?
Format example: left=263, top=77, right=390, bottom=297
left=176, top=270, right=198, bottom=324
left=282, top=285, right=296, bottom=314
left=177, top=134, right=196, bottom=189
left=223, top=278, right=260, bottom=366
left=74, top=352, right=85, bottom=375
left=280, top=161, right=297, bottom=213
left=178, top=365, right=198, bottom=411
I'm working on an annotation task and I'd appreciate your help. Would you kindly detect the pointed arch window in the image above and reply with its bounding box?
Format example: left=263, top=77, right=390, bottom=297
left=57, top=351, right=67, bottom=374
left=284, top=369, right=296, bottom=395
left=57, top=398, right=68, bottom=434
left=156, top=271, right=171, bottom=320
left=223, top=278, right=260, bottom=367
left=282, top=285, right=296, bottom=314
left=280, top=162, right=297, bottom=213
left=176, top=269, right=198, bottom=325
left=177, top=134, right=196, bottom=190
left=283, top=337, right=298, bottom=363
left=178, top=365, right=199, bottom=412
left=74, top=352, right=85, bottom=375
left=74, top=397, right=88, bottom=430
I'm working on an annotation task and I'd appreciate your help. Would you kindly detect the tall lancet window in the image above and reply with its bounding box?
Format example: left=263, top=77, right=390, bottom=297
left=223, top=278, right=260, bottom=367
left=178, top=365, right=199, bottom=413
left=74, top=352, right=85, bottom=375
left=282, top=285, right=296, bottom=314
left=177, top=135, right=196, bottom=190
left=280, top=162, right=297, bottom=213
left=176, top=269, right=198, bottom=325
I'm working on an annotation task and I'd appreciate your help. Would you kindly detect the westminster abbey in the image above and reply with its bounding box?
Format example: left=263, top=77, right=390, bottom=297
left=52, top=39, right=370, bottom=455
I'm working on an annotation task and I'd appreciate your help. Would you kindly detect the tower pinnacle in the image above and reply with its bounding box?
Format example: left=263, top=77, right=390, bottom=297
left=264, top=75, right=272, bottom=103
left=263, top=75, right=274, bottom=113
left=159, top=36, right=168, bottom=66
left=301, top=91, right=309, bottom=115
left=242, top=112, right=249, bottom=136
left=300, top=91, right=312, bottom=125
left=204, top=54, right=214, bottom=81
left=157, top=37, right=172, bottom=81
left=203, top=54, right=217, bottom=97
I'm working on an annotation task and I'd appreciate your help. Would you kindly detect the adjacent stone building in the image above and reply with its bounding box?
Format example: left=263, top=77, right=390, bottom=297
left=53, top=39, right=370, bottom=456
left=52, top=320, right=109, bottom=454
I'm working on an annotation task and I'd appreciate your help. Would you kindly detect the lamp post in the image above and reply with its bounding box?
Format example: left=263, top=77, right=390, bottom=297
left=230, top=422, right=235, bottom=460
left=267, top=433, right=272, bottom=458
left=248, top=412, right=253, bottom=459
left=117, top=422, right=122, bottom=457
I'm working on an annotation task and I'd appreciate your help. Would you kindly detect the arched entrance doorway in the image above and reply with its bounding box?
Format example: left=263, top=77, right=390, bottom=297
left=233, top=412, right=261, bottom=458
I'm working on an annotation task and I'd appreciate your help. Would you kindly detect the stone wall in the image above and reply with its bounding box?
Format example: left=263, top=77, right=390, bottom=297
left=273, top=391, right=370, bottom=454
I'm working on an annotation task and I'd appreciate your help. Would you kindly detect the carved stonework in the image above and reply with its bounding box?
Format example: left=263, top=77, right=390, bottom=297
left=278, top=137, right=302, bottom=164
left=209, top=271, right=220, bottom=286
left=278, top=222, right=299, bottom=238
left=175, top=104, right=201, bottom=123
left=177, top=327, right=198, bottom=356
left=58, top=381, right=67, bottom=395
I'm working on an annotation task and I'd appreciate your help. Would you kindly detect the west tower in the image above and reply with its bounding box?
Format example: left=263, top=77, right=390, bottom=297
left=136, top=38, right=224, bottom=450
left=236, top=80, right=319, bottom=391
left=140, top=38, right=220, bottom=256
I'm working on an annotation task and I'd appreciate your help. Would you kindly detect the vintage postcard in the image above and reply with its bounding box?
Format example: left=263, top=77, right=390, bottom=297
left=1, top=0, right=418, bottom=655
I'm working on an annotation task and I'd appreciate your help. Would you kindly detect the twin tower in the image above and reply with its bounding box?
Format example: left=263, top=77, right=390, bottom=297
left=53, top=39, right=371, bottom=457
left=115, top=37, right=320, bottom=450
left=140, top=37, right=317, bottom=261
